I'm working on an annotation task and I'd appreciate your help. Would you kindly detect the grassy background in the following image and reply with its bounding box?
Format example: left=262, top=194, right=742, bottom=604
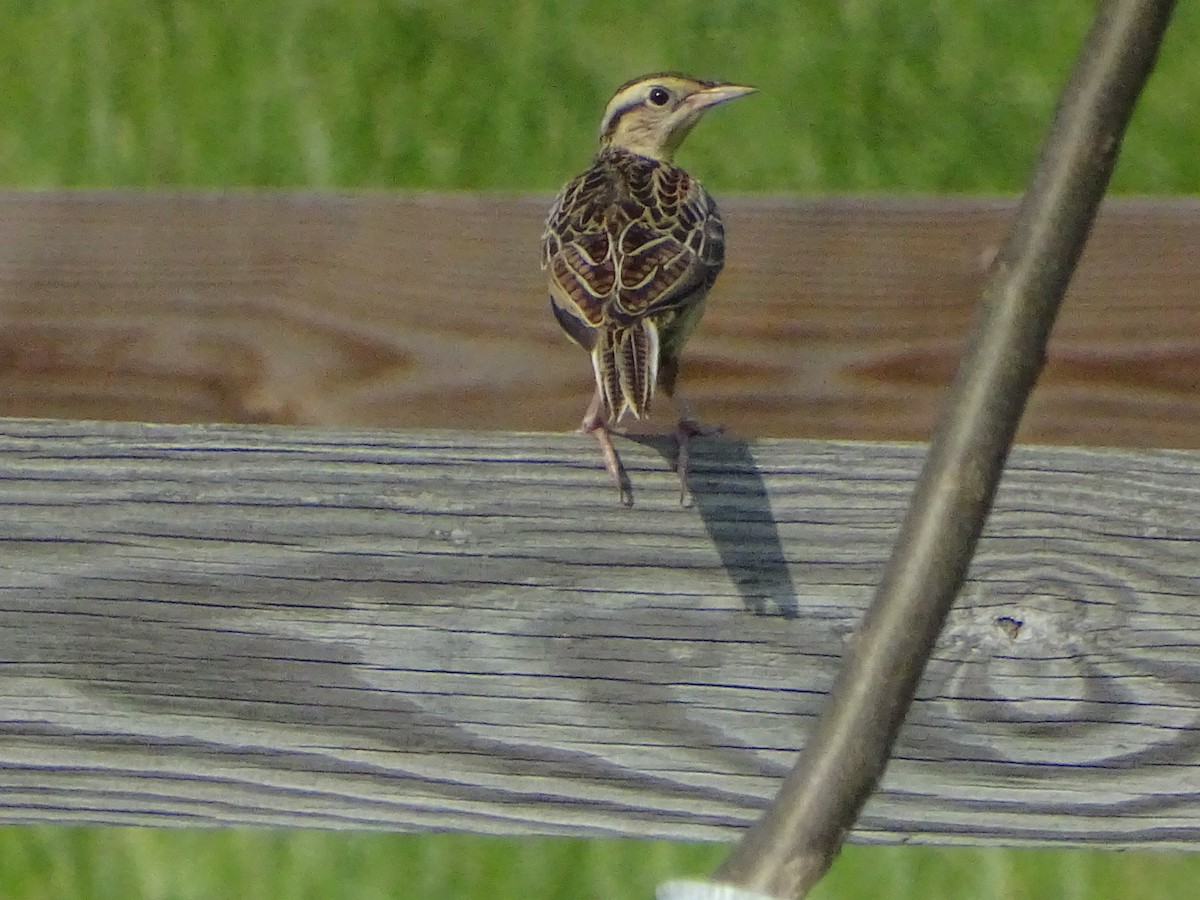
left=3, top=0, right=1198, bottom=191
left=2, top=1, right=1198, bottom=897
left=3, top=829, right=1200, bottom=900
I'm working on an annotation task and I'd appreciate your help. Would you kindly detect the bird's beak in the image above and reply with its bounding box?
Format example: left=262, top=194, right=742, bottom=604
left=685, top=83, right=757, bottom=112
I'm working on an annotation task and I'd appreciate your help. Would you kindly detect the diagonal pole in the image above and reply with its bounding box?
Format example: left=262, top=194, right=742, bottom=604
left=661, top=0, right=1178, bottom=897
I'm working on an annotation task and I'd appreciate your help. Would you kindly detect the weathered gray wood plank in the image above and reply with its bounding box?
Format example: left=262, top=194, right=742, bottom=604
left=1, top=418, right=1198, bottom=847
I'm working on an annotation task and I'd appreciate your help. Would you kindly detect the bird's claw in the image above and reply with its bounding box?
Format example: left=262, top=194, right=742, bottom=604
left=581, top=416, right=633, bottom=506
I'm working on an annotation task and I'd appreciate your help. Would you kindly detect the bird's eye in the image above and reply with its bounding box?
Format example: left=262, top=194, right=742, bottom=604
left=648, top=87, right=671, bottom=106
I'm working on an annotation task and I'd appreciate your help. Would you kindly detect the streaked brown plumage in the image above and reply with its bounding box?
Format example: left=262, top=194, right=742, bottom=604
left=542, top=73, right=754, bottom=504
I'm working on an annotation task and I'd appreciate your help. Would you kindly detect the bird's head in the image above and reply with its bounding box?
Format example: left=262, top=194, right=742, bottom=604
left=597, top=73, right=756, bottom=162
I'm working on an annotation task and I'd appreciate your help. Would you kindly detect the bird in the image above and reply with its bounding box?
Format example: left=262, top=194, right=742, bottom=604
left=541, top=73, right=755, bottom=505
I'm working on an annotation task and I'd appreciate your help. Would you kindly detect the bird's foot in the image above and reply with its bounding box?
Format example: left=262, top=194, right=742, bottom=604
left=579, top=413, right=632, bottom=507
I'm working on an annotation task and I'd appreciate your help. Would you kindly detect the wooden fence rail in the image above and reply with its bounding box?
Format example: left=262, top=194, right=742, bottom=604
left=0, top=192, right=1197, bottom=448
left=2, top=418, right=1198, bottom=847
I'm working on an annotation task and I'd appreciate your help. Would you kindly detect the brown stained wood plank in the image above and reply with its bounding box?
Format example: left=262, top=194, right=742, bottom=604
left=2, top=419, right=1199, bottom=845
left=0, top=192, right=1196, bottom=447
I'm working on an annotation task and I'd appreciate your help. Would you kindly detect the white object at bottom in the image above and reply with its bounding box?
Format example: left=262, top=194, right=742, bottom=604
left=656, top=880, right=778, bottom=900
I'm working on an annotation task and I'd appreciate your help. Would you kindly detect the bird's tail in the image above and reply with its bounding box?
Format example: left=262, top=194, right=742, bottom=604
left=591, top=320, right=661, bottom=423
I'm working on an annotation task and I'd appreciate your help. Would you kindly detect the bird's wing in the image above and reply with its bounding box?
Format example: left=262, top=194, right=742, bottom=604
left=541, top=154, right=725, bottom=337
left=610, top=156, right=725, bottom=322
left=541, top=168, right=617, bottom=343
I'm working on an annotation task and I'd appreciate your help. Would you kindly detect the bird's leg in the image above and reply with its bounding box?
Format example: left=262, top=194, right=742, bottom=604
left=671, top=393, right=723, bottom=505
left=579, top=387, right=632, bottom=506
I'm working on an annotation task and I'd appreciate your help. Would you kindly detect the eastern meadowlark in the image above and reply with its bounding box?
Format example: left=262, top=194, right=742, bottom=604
left=542, top=73, right=755, bottom=504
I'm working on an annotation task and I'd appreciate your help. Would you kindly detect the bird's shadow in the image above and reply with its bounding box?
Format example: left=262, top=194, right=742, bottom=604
left=626, top=432, right=800, bottom=619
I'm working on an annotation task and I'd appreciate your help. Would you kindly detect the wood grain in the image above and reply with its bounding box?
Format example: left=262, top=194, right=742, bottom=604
left=0, top=193, right=1196, bottom=446
left=2, top=418, right=1198, bottom=847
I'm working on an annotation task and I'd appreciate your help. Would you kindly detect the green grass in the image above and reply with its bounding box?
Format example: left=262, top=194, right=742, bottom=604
left=2, top=0, right=1197, bottom=191
left=3, top=829, right=1198, bottom=900
left=2, top=1, right=1198, bottom=897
